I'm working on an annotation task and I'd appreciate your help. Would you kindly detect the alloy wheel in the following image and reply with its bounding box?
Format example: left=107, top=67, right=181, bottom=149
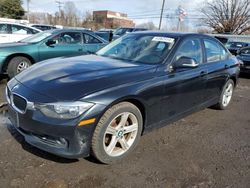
left=103, top=112, right=138, bottom=157
left=17, top=61, right=30, bottom=73
left=222, top=82, right=233, bottom=107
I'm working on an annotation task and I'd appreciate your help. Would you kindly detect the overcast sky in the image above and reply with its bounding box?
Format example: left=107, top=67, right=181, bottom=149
left=23, top=0, right=204, bottom=27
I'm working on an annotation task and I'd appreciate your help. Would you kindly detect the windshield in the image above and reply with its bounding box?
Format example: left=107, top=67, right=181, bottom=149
left=97, top=34, right=176, bottom=64
left=20, top=31, right=53, bottom=43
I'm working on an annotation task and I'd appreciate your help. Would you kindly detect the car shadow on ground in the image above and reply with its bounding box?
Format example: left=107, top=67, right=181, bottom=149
left=240, top=73, right=250, bottom=79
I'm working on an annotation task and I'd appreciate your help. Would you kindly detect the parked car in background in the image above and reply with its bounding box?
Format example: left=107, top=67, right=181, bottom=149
left=0, top=29, right=108, bottom=78
left=6, top=32, right=239, bottom=164
left=236, top=47, right=250, bottom=73
left=98, top=28, right=115, bottom=32
left=95, top=29, right=114, bottom=42
left=225, top=41, right=250, bottom=55
left=0, top=22, right=41, bottom=43
left=28, top=24, right=57, bottom=31
left=112, top=27, right=148, bottom=40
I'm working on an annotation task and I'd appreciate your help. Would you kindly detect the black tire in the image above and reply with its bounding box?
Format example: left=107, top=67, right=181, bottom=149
left=214, top=79, right=235, bottom=110
left=7, top=56, right=32, bottom=78
left=91, top=102, right=143, bottom=164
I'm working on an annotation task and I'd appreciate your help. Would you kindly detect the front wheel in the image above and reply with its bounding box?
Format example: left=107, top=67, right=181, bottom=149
left=91, top=102, right=143, bottom=164
left=214, top=79, right=234, bottom=110
left=7, top=56, right=32, bottom=78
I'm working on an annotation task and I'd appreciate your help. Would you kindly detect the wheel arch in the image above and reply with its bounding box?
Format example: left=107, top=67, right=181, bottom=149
left=101, top=96, right=147, bottom=135
left=229, top=75, right=237, bottom=87
left=2, top=53, right=35, bottom=73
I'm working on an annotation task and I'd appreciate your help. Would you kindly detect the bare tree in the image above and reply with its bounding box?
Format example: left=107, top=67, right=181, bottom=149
left=63, top=1, right=80, bottom=26
left=136, top=22, right=157, bottom=30
left=201, top=0, right=250, bottom=34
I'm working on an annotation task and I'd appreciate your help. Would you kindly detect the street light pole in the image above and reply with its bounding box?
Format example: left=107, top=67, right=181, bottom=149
left=159, top=0, right=165, bottom=30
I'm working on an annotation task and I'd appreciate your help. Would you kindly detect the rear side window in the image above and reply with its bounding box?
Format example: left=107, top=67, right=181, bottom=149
left=84, top=33, right=101, bottom=44
left=11, top=24, right=38, bottom=35
left=204, top=39, right=228, bottom=63
left=0, top=24, right=8, bottom=34
left=174, top=38, right=203, bottom=64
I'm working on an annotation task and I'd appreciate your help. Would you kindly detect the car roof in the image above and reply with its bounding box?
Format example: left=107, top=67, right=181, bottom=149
left=127, top=31, right=211, bottom=38
left=51, top=28, right=93, bottom=34
left=0, top=22, right=42, bottom=31
left=29, top=24, right=55, bottom=27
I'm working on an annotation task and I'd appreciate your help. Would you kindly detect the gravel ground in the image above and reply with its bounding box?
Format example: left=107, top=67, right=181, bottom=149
left=0, top=76, right=249, bottom=188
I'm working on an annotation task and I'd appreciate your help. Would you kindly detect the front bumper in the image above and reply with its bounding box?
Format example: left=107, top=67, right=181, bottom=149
left=6, top=79, right=106, bottom=159
left=0, top=56, right=7, bottom=73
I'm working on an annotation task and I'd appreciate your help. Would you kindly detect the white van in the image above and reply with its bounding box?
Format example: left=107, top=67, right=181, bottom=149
left=0, top=22, right=41, bottom=43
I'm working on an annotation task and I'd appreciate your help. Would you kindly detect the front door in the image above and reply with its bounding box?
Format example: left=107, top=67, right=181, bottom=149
left=82, top=33, right=106, bottom=54
left=38, top=31, right=84, bottom=61
left=0, top=23, right=10, bottom=43
left=161, top=38, right=207, bottom=121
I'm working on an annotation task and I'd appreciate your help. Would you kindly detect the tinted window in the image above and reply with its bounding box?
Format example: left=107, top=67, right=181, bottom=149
left=11, top=24, right=36, bottom=34
left=0, top=24, right=8, bottom=34
left=84, top=34, right=101, bottom=44
left=52, top=32, right=82, bottom=44
left=204, top=39, right=227, bottom=62
left=220, top=45, right=228, bottom=60
left=174, top=38, right=202, bottom=64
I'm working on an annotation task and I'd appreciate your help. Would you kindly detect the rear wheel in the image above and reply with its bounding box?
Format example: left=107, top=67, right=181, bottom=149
left=214, top=79, right=234, bottom=110
left=7, top=56, right=31, bottom=78
left=91, top=102, right=143, bottom=164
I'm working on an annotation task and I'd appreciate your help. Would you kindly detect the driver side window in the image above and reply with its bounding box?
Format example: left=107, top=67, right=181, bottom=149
left=51, top=32, right=82, bottom=45
left=174, top=38, right=202, bottom=64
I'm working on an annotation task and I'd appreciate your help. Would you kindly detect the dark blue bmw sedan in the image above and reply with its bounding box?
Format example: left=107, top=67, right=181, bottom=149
left=6, top=32, right=240, bottom=164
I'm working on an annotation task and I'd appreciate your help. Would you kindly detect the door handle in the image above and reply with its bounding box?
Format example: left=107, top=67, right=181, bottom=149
left=225, top=64, right=229, bottom=69
left=78, top=49, right=83, bottom=52
left=200, top=70, right=208, bottom=76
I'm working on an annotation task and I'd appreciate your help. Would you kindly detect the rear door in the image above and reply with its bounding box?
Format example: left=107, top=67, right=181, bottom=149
left=161, top=37, right=207, bottom=121
left=82, top=33, right=106, bottom=54
left=0, top=23, right=10, bottom=43
left=202, top=38, right=230, bottom=102
left=10, top=24, right=37, bottom=42
left=38, top=31, right=84, bottom=61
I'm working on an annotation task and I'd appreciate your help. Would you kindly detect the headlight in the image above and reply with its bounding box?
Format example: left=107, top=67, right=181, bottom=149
left=35, top=101, right=94, bottom=119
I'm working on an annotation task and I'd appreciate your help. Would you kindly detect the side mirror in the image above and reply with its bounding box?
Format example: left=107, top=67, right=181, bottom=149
left=46, top=39, right=56, bottom=46
left=174, top=56, right=199, bottom=69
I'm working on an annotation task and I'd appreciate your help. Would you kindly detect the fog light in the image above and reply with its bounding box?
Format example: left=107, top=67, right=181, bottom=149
left=56, top=138, right=67, bottom=146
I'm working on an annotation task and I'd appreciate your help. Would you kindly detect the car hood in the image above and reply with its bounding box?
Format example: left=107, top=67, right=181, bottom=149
left=0, top=42, right=31, bottom=48
left=15, top=55, right=157, bottom=101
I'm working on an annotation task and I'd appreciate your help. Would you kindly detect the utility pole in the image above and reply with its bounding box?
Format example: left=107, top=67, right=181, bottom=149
left=56, top=1, right=64, bottom=24
left=56, top=0, right=63, bottom=13
left=159, top=0, right=165, bottom=30
left=27, top=0, right=30, bottom=22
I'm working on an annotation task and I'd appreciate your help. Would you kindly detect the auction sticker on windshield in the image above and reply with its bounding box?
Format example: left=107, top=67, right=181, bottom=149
left=152, top=36, right=175, bottom=43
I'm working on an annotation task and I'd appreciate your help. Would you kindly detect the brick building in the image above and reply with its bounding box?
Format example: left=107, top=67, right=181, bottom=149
left=93, top=10, right=135, bottom=29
